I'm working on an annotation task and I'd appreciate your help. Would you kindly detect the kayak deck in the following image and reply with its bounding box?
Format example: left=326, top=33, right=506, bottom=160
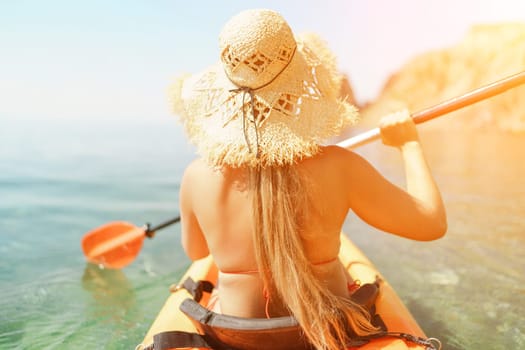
left=140, top=234, right=429, bottom=349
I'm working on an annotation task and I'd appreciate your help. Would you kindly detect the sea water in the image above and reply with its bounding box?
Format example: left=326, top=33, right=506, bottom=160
left=0, top=117, right=523, bottom=349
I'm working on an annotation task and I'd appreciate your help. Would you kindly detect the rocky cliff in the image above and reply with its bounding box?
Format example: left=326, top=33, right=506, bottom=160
left=360, top=23, right=525, bottom=132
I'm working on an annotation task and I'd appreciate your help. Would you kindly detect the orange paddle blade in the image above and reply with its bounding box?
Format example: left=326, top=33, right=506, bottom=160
left=81, top=221, right=146, bottom=269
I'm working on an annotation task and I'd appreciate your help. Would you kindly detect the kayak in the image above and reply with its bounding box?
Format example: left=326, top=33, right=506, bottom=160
left=139, top=234, right=437, bottom=350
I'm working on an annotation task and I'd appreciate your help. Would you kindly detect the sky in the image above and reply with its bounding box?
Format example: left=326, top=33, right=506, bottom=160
left=0, top=0, right=524, bottom=121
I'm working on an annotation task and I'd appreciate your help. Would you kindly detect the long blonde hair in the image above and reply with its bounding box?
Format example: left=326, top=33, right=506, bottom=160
left=250, top=165, right=377, bottom=350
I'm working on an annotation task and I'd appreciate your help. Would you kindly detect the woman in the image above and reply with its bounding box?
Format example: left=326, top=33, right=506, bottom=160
left=174, top=9, right=446, bottom=350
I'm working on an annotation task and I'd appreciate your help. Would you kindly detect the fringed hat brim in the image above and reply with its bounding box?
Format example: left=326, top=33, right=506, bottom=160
left=170, top=33, right=358, bottom=168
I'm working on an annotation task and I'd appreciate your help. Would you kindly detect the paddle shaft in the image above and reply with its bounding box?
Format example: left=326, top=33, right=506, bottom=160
left=144, top=72, right=524, bottom=238
left=337, top=71, right=525, bottom=149
left=145, top=216, right=181, bottom=237
left=83, top=71, right=525, bottom=268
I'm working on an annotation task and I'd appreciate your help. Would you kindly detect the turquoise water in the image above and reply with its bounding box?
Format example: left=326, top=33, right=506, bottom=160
left=1, top=118, right=524, bottom=349
left=0, top=118, right=194, bottom=349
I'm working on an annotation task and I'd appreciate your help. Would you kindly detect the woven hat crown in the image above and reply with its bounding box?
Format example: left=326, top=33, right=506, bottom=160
left=219, top=9, right=297, bottom=89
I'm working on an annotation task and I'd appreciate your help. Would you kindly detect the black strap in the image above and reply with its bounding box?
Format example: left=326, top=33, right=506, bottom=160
left=352, top=331, right=441, bottom=350
left=141, top=278, right=440, bottom=350
left=154, top=331, right=211, bottom=350
left=142, top=331, right=211, bottom=350
left=141, top=330, right=440, bottom=350
left=182, top=277, right=214, bottom=302
left=350, top=281, right=379, bottom=310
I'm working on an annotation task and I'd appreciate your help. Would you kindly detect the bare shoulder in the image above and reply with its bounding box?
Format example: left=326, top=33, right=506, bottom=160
left=184, top=157, right=208, bottom=173
left=181, top=158, right=211, bottom=190
left=311, top=145, right=364, bottom=169
left=320, top=145, right=357, bottom=158
left=299, top=145, right=364, bottom=186
left=309, top=145, right=379, bottom=185
left=182, top=158, right=213, bottom=179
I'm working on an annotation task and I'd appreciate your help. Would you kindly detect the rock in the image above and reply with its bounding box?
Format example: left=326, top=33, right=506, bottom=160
left=360, top=23, right=525, bottom=132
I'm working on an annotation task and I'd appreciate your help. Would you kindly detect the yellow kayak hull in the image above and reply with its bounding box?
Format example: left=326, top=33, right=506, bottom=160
left=141, top=234, right=429, bottom=349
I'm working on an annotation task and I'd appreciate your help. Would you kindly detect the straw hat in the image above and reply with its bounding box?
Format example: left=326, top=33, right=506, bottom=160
left=171, top=9, right=358, bottom=167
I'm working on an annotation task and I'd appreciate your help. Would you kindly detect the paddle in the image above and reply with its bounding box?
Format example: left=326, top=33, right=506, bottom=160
left=82, top=216, right=180, bottom=269
left=81, top=71, right=524, bottom=269
left=338, top=71, right=525, bottom=149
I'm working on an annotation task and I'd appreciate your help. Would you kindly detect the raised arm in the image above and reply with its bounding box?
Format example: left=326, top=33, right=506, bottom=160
left=342, top=110, right=447, bottom=241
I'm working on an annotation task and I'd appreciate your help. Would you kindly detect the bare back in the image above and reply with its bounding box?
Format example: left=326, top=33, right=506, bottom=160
left=180, top=139, right=446, bottom=317
left=179, top=146, right=355, bottom=317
